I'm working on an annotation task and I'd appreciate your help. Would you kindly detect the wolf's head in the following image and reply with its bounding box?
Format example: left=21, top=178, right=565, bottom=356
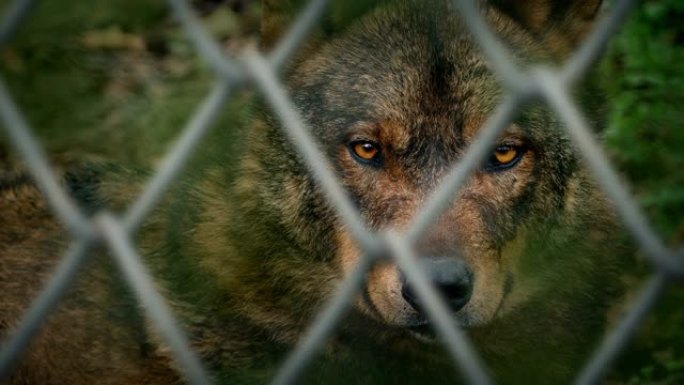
left=200, top=0, right=620, bottom=342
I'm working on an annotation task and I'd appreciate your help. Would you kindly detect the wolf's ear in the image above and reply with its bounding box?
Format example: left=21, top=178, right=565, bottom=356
left=491, top=0, right=602, bottom=32
left=491, top=0, right=602, bottom=50
left=261, top=0, right=306, bottom=50
left=261, top=0, right=384, bottom=50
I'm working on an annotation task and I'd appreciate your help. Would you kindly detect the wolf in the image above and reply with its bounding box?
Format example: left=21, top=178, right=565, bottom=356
left=0, top=0, right=627, bottom=384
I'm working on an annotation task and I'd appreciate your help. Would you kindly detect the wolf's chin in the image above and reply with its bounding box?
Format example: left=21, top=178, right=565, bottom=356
left=408, top=323, right=438, bottom=342
left=405, top=313, right=482, bottom=342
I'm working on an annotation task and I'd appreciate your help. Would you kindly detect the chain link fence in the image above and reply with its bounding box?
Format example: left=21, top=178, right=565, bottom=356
left=0, top=0, right=682, bottom=384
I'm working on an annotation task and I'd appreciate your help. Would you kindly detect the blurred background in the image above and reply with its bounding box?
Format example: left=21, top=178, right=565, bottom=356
left=0, top=0, right=682, bottom=383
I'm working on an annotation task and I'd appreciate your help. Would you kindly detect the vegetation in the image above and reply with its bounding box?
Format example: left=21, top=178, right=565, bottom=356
left=601, top=1, right=684, bottom=383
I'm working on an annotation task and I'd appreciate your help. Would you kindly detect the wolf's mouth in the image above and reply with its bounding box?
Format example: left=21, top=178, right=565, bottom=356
left=407, top=314, right=479, bottom=341
left=408, top=321, right=437, bottom=340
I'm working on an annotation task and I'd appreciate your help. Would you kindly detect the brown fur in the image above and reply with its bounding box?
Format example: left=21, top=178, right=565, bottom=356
left=0, top=170, right=179, bottom=384
left=1, top=1, right=629, bottom=384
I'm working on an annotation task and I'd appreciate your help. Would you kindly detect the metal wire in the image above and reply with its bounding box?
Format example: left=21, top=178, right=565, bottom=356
left=0, top=240, right=92, bottom=382
left=96, top=213, right=213, bottom=385
left=451, top=0, right=526, bottom=92
left=574, top=274, right=668, bottom=385
left=406, top=93, right=526, bottom=243
left=124, top=80, right=233, bottom=231
left=0, top=77, right=94, bottom=238
left=0, top=0, right=680, bottom=384
left=0, top=0, right=37, bottom=46
left=268, top=0, right=330, bottom=71
left=560, top=0, right=637, bottom=87
left=167, top=0, right=243, bottom=81
left=535, top=68, right=684, bottom=277
left=271, top=255, right=373, bottom=385
left=385, top=231, right=491, bottom=385
left=242, top=50, right=380, bottom=253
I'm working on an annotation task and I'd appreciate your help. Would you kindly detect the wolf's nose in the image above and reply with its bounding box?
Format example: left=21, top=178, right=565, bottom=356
left=400, top=257, right=473, bottom=313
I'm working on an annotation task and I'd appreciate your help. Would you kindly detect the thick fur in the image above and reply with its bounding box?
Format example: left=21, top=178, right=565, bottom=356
left=0, top=1, right=628, bottom=384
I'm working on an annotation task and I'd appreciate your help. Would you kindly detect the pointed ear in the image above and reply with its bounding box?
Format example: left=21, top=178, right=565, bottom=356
left=491, top=0, right=602, bottom=32
left=260, top=0, right=307, bottom=50
left=491, top=0, right=602, bottom=49
left=261, top=0, right=385, bottom=50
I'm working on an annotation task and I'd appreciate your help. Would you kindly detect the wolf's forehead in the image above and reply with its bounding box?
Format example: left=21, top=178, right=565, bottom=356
left=289, top=1, right=506, bottom=154
left=323, top=8, right=498, bottom=130
left=346, top=7, right=497, bottom=112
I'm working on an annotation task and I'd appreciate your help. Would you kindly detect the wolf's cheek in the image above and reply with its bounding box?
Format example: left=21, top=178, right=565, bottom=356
left=334, top=228, right=419, bottom=326
left=456, top=249, right=508, bottom=327
left=452, top=161, right=537, bottom=325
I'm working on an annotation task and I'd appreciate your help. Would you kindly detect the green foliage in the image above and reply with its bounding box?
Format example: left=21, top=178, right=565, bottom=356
left=601, top=1, right=684, bottom=383
left=0, top=0, right=258, bottom=166
left=602, top=0, right=684, bottom=240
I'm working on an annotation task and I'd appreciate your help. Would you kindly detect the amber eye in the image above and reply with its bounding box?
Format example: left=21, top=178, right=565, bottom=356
left=349, top=140, right=382, bottom=165
left=485, top=145, right=524, bottom=171
left=494, top=146, right=518, bottom=164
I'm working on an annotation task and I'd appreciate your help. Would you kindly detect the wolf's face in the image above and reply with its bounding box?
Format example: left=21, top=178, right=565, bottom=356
left=277, top=1, right=601, bottom=333
left=332, top=118, right=537, bottom=330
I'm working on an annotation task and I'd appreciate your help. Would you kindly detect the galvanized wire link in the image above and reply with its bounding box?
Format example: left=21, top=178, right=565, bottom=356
left=0, top=240, right=93, bottom=382
left=96, top=214, right=214, bottom=385
left=271, top=255, right=373, bottom=385
left=574, top=274, right=668, bottom=385
left=535, top=68, right=684, bottom=277
left=451, top=0, right=526, bottom=92
left=242, top=50, right=380, bottom=253
left=167, top=0, right=243, bottom=80
left=560, top=0, right=637, bottom=87
left=0, top=77, right=94, bottom=238
left=124, top=80, right=233, bottom=231
left=0, top=0, right=37, bottom=46
left=268, top=0, right=330, bottom=71
left=385, top=231, right=491, bottom=385
left=0, top=0, right=680, bottom=384
left=407, top=93, right=525, bottom=243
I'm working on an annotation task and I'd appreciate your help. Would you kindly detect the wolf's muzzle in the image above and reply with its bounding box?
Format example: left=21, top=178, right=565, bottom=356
left=400, top=257, right=474, bottom=314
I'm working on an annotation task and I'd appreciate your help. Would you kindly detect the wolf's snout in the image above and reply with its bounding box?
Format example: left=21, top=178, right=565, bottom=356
left=400, top=257, right=473, bottom=314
